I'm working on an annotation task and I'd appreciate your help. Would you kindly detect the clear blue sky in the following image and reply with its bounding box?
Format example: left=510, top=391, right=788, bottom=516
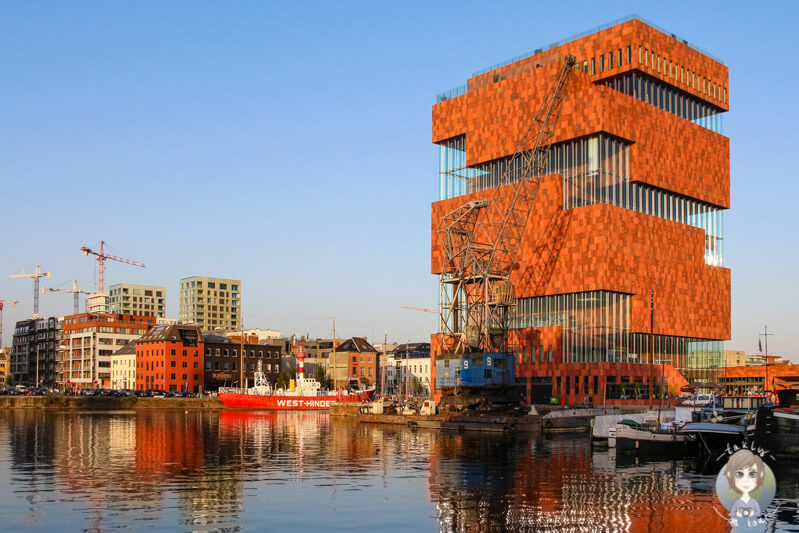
left=1, top=1, right=796, bottom=358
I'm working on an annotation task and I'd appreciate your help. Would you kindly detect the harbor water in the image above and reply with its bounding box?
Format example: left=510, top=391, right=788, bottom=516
left=1, top=410, right=799, bottom=532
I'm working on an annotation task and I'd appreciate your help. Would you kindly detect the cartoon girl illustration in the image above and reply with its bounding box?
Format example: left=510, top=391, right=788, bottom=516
left=724, top=449, right=766, bottom=519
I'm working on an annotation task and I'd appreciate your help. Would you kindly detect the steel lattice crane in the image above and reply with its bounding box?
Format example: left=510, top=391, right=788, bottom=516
left=9, top=264, right=51, bottom=319
left=0, top=299, right=18, bottom=348
left=42, top=280, right=91, bottom=315
left=437, top=55, right=576, bottom=356
left=80, top=241, right=145, bottom=293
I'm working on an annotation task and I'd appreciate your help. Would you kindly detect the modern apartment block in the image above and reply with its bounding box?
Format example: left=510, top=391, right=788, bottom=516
left=109, top=284, right=166, bottom=318
left=178, top=276, right=241, bottom=332
left=11, top=316, right=62, bottom=386
left=430, top=16, right=730, bottom=404
left=60, top=313, right=156, bottom=389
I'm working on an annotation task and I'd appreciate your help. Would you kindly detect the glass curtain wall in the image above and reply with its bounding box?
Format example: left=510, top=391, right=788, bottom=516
left=564, top=170, right=724, bottom=266
left=514, top=290, right=723, bottom=380
left=603, top=72, right=724, bottom=134
left=440, top=134, right=723, bottom=265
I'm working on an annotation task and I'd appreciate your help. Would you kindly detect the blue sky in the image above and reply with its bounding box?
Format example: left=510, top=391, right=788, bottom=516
left=1, top=1, right=796, bottom=359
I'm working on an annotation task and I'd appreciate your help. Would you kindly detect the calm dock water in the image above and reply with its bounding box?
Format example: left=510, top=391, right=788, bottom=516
left=1, top=409, right=798, bottom=531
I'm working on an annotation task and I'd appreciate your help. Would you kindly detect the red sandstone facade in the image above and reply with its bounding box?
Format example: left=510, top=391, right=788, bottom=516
left=430, top=18, right=730, bottom=404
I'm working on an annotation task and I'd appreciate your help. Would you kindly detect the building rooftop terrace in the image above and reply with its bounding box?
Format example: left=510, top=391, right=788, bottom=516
left=436, top=14, right=724, bottom=103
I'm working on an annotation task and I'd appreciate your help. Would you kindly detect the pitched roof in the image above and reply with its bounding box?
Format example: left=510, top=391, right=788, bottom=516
left=394, top=342, right=431, bottom=354
left=203, top=334, right=233, bottom=344
left=335, top=337, right=377, bottom=353
left=137, top=324, right=203, bottom=344
left=113, top=339, right=138, bottom=356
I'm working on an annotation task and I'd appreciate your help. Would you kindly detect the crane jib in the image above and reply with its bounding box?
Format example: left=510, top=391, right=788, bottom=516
left=438, top=55, right=576, bottom=355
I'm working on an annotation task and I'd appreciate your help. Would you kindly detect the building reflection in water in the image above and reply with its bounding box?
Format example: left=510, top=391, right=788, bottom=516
left=425, top=432, right=729, bottom=532
left=2, top=411, right=790, bottom=531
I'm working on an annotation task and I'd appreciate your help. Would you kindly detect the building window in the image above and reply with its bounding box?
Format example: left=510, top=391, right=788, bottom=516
left=591, top=57, right=596, bottom=75
left=618, top=48, right=623, bottom=66
left=171, top=373, right=176, bottom=380
left=171, top=361, right=176, bottom=368
left=608, top=52, right=613, bottom=69
left=205, top=362, right=211, bottom=370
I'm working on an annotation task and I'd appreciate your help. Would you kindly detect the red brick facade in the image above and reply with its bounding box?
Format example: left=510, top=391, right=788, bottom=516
left=136, top=324, right=204, bottom=393
left=429, top=18, right=730, bottom=404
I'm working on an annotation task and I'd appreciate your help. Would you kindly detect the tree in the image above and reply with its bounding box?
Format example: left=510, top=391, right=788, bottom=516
left=314, top=366, right=331, bottom=389
left=276, top=366, right=297, bottom=390
left=5, top=373, right=13, bottom=386
left=411, top=377, right=425, bottom=395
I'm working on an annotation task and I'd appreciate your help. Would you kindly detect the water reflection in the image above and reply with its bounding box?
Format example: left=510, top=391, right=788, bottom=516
left=1, top=411, right=798, bottom=532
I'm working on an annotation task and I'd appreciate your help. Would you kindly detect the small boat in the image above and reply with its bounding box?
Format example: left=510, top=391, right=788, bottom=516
left=677, top=421, right=747, bottom=454
left=614, top=418, right=688, bottom=456
left=218, top=343, right=375, bottom=410
left=751, top=406, right=799, bottom=459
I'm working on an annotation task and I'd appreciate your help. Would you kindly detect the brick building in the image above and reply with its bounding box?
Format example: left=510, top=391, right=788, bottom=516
left=136, top=323, right=203, bottom=392
left=202, top=334, right=280, bottom=391
left=430, top=16, right=730, bottom=404
left=332, top=337, right=379, bottom=387
left=721, top=364, right=799, bottom=394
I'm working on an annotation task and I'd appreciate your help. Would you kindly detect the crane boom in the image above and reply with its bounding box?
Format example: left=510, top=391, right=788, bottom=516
left=80, top=241, right=145, bottom=292
left=402, top=305, right=437, bottom=314
left=438, top=55, right=576, bottom=355
left=9, top=264, right=51, bottom=319
left=42, top=280, right=90, bottom=315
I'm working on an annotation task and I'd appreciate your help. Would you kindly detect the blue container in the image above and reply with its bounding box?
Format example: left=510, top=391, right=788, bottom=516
left=435, top=352, right=516, bottom=389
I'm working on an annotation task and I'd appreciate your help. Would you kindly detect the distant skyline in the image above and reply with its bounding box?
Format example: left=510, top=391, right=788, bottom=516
left=1, top=2, right=797, bottom=359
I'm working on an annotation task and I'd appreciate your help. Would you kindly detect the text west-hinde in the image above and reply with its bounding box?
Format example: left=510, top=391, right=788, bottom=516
left=430, top=17, right=730, bottom=405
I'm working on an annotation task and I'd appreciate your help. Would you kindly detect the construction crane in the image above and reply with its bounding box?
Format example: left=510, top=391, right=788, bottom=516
left=42, top=280, right=90, bottom=315
left=402, top=305, right=437, bottom=314
left=80, top=241, right=145, bottom=293
left=437, top=54, right=576, bottom=356
left=0, top=299, right=18, bottom=348
left=9, top=264, right=51, bottom=319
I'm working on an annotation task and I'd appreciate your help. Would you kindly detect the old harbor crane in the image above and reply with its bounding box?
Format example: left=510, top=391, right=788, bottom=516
left=437, top=54, right=576, bottom=361
left=42, top=280, right=91, bottom=315
left=9, top=264, right=51, bottom=319
left=80, top=241, right=145, bottom=293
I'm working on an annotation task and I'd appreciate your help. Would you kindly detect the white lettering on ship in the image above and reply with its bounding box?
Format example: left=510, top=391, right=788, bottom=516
left=276, top=399, right=333, bottom=408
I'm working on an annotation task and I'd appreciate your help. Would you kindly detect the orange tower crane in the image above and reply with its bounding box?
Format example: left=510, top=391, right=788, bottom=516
left=80, top=241, right=145, bottom=293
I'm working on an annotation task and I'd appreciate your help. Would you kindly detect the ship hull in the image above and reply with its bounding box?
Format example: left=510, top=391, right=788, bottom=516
left=218, top=389, right=374, bottom=409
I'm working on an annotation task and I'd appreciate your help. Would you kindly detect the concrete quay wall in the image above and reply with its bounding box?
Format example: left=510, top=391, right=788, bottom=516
left=0, top=395, right=225, bottom=410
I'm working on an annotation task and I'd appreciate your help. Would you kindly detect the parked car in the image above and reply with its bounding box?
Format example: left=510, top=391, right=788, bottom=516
left=683, top=393, right=713, bottom=407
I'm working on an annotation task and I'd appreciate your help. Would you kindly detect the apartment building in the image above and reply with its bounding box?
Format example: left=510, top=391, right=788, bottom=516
left=178, top=276, right=241, bottom=331
left=109, top=284, right=166, bottom=318
left=60, top=313, right=155, bottom=389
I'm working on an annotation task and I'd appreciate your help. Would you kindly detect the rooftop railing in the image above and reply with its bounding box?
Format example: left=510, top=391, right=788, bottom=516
left=435, top=14, right=724, bottom=103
